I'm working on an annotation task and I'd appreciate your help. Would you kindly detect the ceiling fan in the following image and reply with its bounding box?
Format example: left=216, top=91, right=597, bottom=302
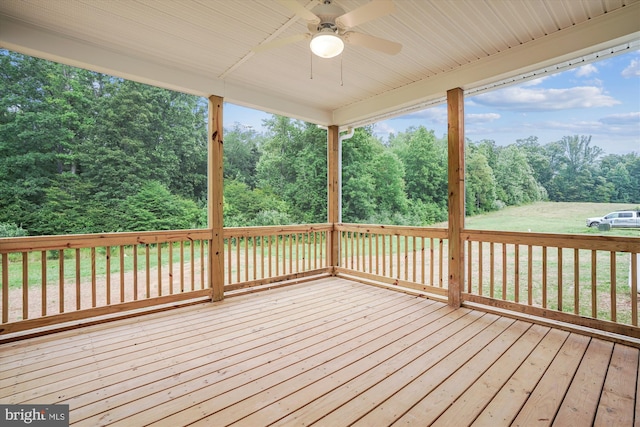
left=253, top=0, right=402, bottom=58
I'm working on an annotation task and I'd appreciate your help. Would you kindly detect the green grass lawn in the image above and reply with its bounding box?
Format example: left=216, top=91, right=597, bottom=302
left=463, top=201, right=640, bottom=236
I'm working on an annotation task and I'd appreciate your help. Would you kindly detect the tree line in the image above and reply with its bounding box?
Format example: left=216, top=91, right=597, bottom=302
left=1, top=51, right=638, bottom=236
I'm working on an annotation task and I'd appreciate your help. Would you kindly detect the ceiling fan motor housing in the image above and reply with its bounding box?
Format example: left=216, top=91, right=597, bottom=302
left=308, top=0, right=345, bottom=33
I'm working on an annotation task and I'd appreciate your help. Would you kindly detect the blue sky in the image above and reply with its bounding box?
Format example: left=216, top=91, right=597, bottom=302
left=225, top=49, right=640, bottom=155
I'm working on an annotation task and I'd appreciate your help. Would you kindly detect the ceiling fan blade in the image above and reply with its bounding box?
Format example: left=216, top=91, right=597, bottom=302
left=336, top=0, right=395, bottom=29
left=278, top=0, right=321, bottom=24
left=252, top=33, right=311, bottom=53
left=343, top=31, right=402, bottom=55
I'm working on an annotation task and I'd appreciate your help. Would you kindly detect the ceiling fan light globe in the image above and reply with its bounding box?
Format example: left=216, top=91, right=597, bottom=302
left=310, top=33, right=344, bottom=58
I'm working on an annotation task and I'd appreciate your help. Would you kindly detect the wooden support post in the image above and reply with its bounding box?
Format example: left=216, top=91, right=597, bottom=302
left=447, top=87, right=465, bottom=308
left=328, top=125, right=340, bottom=274
left=208, top=95, right=225, bottom=301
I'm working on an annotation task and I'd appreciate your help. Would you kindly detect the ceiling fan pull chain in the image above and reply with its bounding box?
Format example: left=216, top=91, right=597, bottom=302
left=310, top=51, right=313, bottom=80
left=340, top=54, right=344, bottom=86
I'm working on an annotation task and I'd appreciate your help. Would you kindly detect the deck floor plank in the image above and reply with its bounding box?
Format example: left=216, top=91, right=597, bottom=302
left=0, top=277, right=637, bottom=427
left=471, top=328, right=570, bottom=426
left=594, top=344, right=639, bottom=426
left=431, top=323, right=550, bottom=426
left=219, top=310, right=492, bottom=427
left=15, top=283, right=398, bottom=404
left=25, top=286, right=410, bottom=407
left=510, top=333, right=591, bottom=426
left=74, top=288, right=448, bottom=425
left=117, top=306, right=471, bottom=426
left=388, top=320, right=533, bottom=426
left=4, top=281, right=375, bottom=400
left=553, top=338, right=614, bottom=426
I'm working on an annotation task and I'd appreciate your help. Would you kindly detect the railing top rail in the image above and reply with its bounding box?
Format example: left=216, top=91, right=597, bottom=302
left=336, top=223, right=448, bottom=238
left=0, top=229, right=212, bottom=253
left=462, top=229, right=640, bottom=253
left=224, top=223, right=332, bottom=237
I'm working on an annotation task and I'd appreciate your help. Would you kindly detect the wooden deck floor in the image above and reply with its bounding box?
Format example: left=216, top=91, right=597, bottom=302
left=1, top=277, right=639, bottom=426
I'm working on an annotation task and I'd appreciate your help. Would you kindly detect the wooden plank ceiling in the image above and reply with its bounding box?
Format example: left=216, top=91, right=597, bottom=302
left=0, top=0, right=638, bottom=128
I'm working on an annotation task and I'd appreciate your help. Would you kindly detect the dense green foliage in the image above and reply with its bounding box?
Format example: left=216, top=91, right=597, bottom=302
left=1, top=51, right=638, bottom=236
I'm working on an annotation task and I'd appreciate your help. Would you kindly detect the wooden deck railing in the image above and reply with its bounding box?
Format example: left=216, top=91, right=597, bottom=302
left=222, top=224, right=332, bottom=292
left=0, top=225, right=332, bottom=336
left=462, top=230, right=640, bottom=338
left=1, top=224, right=638, bottom=339
left=335, top=224, right=449, bottom=298
left=0, top=230, right=212, bottom=335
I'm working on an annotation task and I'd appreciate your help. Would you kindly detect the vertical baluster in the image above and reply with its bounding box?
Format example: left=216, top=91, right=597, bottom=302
left=321, top=231, right=325, bottom=268
left=404, top=235, right=408, bottom=280
left=145, top=245, right=151, bottom=299
left=501, top=243, right=507, bottom=300
left=2, top=253, right=9, bottom=323
left=289, top=234, right=293, bottom=274
left=467, top=241, right=472, bottom=293
left=41, top=251, right=47, bottom=316
left=201, top=240, right=205, bottom=289
left=237, top=236, right=242, bottom=282
left=382, top=234, right=386, bottom=276
left=190, top=240, right=195, bottom=292
left=528, top=245, right=533, bottom=306
left=478, top=241, right=483, bottom=296
left=412, top=236, right=416, bottom=283
left=439, top=239, right=444, bottom=288
left=244, top=236, right=249, bottom=282
left=573, top=248, right=579, bottom=314
left=514, top=244, right=520, bottom=303
left=430, top=238, right=434, bottom=286
left=261, top=236, right=266, bottom=279
left=120, top=245, right=125, bottom=302
left=156, top=244, right=161, bottom=297
left=421, top=237, right=426, bottom=285
left=227, top=238, right=232, bottom=285
left=314, top=232, right=318, bottom=270
left=59, top=250, right=64, bottom=314
left=591, top=250, right=597, bottom=318
left=253, top=237, right=258, bottom=280
left=169, top=242, right=173, bottom=295
left=133, top=245, right=138, bottom=301
left=610, top=251, right=616, bottom=322
left=557, top=248, right=563, bottom=312
left=631, top=252, right=637, bottom=326
left=269, top=235, right=273, bottom=277
left=23, top=252, right=28, bottom=320
left=369, top=233, right=373, bottom=274
left=107, top=246, right=112, bottom=303
left=396, top=235, right=401, bottom=279
left=489, top=242, right=494, bottom=298
left=542, top=246, right=547, bottom=309
left=375, top=234, right=380, bottom=276
left=307, top=232, right=312, bottom=270
left=75, top=248, right=81, bottom=309
left=91, top=247, right=96, bottom=307
left=294, top=234, right=299, bottom=274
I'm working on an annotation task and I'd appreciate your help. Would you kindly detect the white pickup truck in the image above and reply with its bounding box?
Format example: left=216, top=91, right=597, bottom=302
left=586, top=210, right=640, bottom=228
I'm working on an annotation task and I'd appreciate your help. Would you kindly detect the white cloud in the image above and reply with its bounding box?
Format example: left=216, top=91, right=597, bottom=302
left=372, top=121, right=396, bottom=139
left=466, top=113, right=500, bottom=123
left=575, top=64, right=598, bottom=77
left=472, top=86, right=620, bottom=111
left=600, top=112, right=640, bottom=125
left=621, top=59, right=640, bottom=78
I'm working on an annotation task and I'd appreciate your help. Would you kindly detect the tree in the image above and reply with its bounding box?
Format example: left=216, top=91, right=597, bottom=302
left=547, top=135, right=603, bottom=201
left=465, top=147, right=497, bottom=214
left=390, top=126, right=447, bottom=208
left=494, top=145, right=545, bottom=206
